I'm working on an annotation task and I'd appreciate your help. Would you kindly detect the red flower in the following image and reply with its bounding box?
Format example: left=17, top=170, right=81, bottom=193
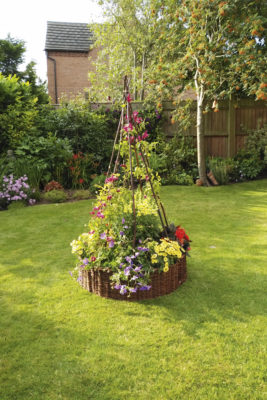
left=175, top=226, right=190, bottom=243
left=79, top=178, right=84, bottom=184
left=73, top=154, right=78, bottom=160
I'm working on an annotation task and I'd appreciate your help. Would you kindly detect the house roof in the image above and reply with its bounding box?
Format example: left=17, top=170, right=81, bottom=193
left=45, top=21, right=94, bottom=52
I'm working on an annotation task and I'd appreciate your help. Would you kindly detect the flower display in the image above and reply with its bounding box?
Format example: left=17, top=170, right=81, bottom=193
left=70, top=86, right=191, bottom=297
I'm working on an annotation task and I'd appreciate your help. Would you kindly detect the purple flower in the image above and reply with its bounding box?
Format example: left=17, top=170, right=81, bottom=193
left=109, top=240, right=115, bottom=248
left=100, top=232, right=106, bottom=240
left=119, top=231, right=124, bottom=236
left=114, top=284, right=121, bottom=290
left=129, top=287, right=137, bottom=293
left=69, top=271, right=73, bottom=277
left=124, top=266, right=132, bottom=276
left=137, top=246, right=149, bottom=252
left=139, top=285, right=151, bottom=291
left=120, top=285, right=127, bottom=295
left=125, top=256, right=132, bottom=263
left=77, top=276, right=82, bottom=282
left=131, top=275, right=138, bottom=281
left=122, top=217, right=125, bottom=224
left=83, top=258, right=89, bottom=265
left=134, top=266, right=142, bottom=272
left=123, top=225, right=129, bottom=229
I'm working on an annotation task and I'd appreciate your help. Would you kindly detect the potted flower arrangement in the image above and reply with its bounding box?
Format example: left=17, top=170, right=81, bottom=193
left=70, top=79, right=190, bottom=300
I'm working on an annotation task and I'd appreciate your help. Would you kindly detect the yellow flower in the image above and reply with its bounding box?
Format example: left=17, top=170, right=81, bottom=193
left=163, top=266, right=169, bottom=272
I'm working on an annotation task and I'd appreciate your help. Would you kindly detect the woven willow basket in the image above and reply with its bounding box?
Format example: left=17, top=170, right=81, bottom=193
left=79, top=255, right=187, bottom=301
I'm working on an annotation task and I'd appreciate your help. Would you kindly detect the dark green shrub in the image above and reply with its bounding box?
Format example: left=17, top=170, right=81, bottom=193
left=234, top=150, right=264, bottom=180
left=244, top=125, right=267, bottom=165
left=13, top=134, right=72, bottom=186
left=42, top=190, right=67, bottom=203
left=38, top=101, right=114, bottom=171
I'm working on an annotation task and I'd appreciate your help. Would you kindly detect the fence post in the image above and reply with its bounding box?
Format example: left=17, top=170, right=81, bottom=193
left=227, top=97, right=236, bottom=157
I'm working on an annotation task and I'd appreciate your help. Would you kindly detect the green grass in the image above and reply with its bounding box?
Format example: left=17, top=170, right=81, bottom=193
left=0, top=180, right=266, bottom=400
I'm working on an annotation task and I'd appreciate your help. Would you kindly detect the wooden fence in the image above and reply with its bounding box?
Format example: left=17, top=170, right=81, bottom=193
left=92, top=99, right=267, bottom=158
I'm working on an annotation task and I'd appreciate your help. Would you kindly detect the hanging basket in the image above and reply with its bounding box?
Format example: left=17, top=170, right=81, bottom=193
left=79, top=255, right=187, bottom=301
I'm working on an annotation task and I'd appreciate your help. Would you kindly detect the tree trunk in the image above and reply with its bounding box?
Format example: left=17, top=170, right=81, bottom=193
left=196, top=94, right=208, bottom=185
left=133, top=50, right=137, bottom=101
left=140, top=52, right=145, bottom=101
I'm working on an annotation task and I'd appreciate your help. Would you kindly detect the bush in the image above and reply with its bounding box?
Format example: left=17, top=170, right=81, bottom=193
left=71, top=190, right=91, bottom=200
left=0, top=74, right=38, bottom=152
left=42, top=190, right=67, bottom=203
left=149, top=133, right=197, bottom=185
left=44, top=181, right=64, bottom=192
left=13, top=134, right=72, bottom=186
left=245, top=125, right=267, bottom=166
left=38, top=100, right=114, bottom=171
left=208, top=157, right=230, bottom=185
left=234, top=150, right=264, bottom=180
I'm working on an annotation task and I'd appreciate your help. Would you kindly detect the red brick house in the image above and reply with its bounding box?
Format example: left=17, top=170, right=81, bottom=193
left=45, top=21, right=97, bottom=103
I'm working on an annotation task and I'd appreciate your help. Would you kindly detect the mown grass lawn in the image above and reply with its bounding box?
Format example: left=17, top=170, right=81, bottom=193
left=0, top=180, right=266, bottom=400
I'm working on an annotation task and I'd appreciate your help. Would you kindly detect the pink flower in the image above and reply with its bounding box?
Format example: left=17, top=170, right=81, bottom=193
left=142, top=131, right=148, bottom=140
left=126, top=94, right=132, bottom=102
left=107, top=195, right=112, bottom=200
left=105, top=175, right=118, bottom=184
left=145, top=175, right=149, bottom=181
left=90, top=211, right=95, bottom=215
left=123, top=123, right=133, bottom=133
left=91, top=256, right=96, bottom=262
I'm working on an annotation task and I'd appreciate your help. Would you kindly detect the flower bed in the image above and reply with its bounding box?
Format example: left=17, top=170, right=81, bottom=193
left=78, top=255, right=187, bottom=301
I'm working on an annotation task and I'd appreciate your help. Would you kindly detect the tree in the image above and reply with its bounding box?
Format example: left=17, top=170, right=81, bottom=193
left=0, top=35, right=49, bottom=104
left=0, top=34, right=26, bottom=77
left=149, top=0, right=267, bottom=185
left=89, top=0, right=161, bottom=101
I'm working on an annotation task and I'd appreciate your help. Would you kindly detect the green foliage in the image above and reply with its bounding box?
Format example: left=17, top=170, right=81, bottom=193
left=89, top=0, right=161, bottom=101
left=71, top=190, right=92, bottom=200
left=0, top=74, right=38, bottom=151
left=150, top=133, right=197, bottom=185
left=42, top=190, right=67, bottom=203
left=234, top=149, right=264, bottom=180
left=13, top=134, right=72, bottom=186
left=208, top=157, right=230, bottom=185
left=244, top=124, right=267, bottom=166
left=38, top=101, right=114, bottom=169
left=0, top=35, right=25, bottom=76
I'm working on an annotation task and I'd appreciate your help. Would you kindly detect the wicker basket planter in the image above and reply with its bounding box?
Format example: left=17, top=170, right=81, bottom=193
left=79, top=255, right=187, bottom=301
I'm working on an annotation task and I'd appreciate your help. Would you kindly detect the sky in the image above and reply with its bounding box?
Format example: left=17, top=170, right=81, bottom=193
left=0, top=0, right=104, bottom=82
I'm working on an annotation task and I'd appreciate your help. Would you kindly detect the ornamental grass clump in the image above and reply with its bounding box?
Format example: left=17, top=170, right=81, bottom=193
left=70, top=78, right=190, bottom=297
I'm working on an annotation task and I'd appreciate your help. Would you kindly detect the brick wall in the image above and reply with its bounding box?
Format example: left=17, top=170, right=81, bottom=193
left=46, top=47, right=98, bottom=103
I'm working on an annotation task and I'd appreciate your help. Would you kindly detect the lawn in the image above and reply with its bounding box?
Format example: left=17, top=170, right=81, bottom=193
left=0, top=180, right=266, bottom=400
